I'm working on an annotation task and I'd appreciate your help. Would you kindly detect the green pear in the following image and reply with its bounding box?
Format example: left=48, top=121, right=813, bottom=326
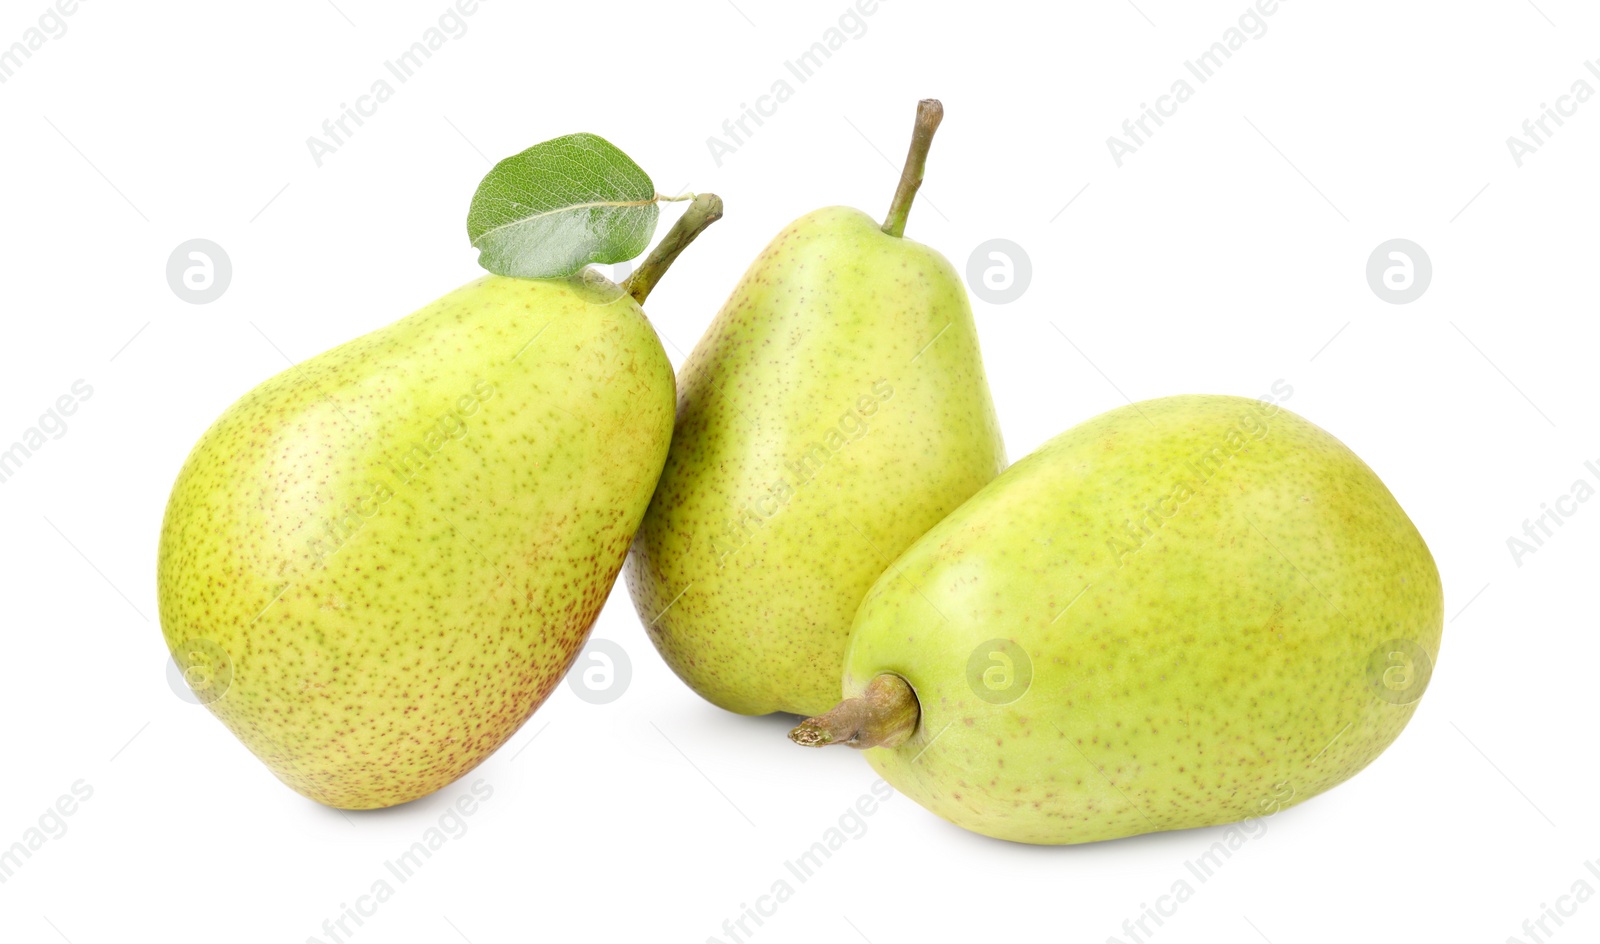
left=626, top=101, right=1005, bottom=717
left=157, top=198, right=720, bottom=809
left=791, top=395, right=1443, bottom=844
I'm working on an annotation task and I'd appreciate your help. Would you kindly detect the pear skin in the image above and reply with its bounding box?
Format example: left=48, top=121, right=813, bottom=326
left=158, top=272, right=674, bottom=809
left=796, top=395, right=1442, bottom=844
left=626, top=204, right=1005, bottom=716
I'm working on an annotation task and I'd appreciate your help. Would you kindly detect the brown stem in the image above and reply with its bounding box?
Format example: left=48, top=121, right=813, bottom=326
left=788, top=674, right=920, bottom=749
left=880, top=99, right=943, bottom=239
left=623, top=193, right=724, bottom=305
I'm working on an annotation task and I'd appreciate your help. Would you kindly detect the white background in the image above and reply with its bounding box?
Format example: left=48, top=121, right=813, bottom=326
left=0, top=0, right=1595, bottom=942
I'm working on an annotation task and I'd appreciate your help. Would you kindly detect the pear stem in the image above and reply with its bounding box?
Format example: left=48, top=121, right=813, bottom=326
left=624, top=193, right=724, bottom=305
left=880, top=99, right=943, bottom=239
left=788, top=674, right=920, bottom=749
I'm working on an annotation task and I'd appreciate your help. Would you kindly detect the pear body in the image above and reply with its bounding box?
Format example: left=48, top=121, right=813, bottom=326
left=844, top=395, right=1442, bottom=844
left=157, top=272, right=674, bottom=809
left=627, top=207, right=1004, bottom=717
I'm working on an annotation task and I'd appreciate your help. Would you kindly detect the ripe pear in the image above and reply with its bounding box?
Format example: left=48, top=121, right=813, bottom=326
left=792, top=395, right=1443, bottom=844
left=157, top=198, right=720, bottom=809
left=626, top=101, right=1005, bottom=717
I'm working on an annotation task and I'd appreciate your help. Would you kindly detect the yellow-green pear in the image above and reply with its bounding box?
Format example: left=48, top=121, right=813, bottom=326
left=626, top=101, right=1005, bottom=717
left=792, top=395, right=1443, bottom=844
left=158, top=196, right=721, bottom=810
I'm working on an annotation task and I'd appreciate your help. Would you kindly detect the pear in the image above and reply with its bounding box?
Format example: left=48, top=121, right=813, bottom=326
left=157, top=197, right=721, bottom=810
left=791, top=395, right=1443, bottom=844
left=626, top=101, right=1004, bottom=717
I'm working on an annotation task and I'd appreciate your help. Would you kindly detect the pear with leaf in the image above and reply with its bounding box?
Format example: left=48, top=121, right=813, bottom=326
left=158, top=135, right=721, bottom=809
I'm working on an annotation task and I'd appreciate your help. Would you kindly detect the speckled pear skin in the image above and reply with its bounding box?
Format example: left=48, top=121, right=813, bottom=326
left=626, top=206, right=1005, bottom=717
left=157, top=272, right=674, bottom=810
left=846, top=396, right=1442, bottom=844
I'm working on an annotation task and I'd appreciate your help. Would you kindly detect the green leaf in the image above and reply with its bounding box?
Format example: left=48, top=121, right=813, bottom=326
left=467, top=133, right=660, bottom=279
